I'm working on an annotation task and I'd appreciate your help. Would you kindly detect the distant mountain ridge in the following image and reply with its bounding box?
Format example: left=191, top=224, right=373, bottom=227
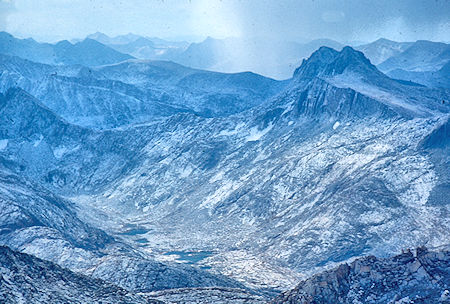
left=378, top=40, right=450, bottom=73
left=85, top=32, right=189, bottom=62
left=355, top=38, right=413, bottom=65
left=0, top=32, right=133, bottom=66
left=371, top=40, right=450, bottom=88
left=3, top=30, right=449, bottom=87
left=82, top=33, right=344, bottom=79
left=82, top=32, right=450, bottom=86
left=0, top=52, right=285, bottom=129
left=86, top=31, right=189, bottom=48
left=166, top=37, right=344, bottom=79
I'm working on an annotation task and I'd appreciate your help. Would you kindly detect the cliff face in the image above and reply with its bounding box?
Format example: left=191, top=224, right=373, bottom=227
left=273, top=247, right=450, bottom=304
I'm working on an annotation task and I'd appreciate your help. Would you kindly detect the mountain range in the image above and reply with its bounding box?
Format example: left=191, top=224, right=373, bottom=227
left=376, top=40, right=450, bottom=89
left=0, top=32, right=133, bottom=66
left=80, top=33, right=450, bottom=87
left=0, top=53, right=285, bottom=129
left=354, top=38, right=413, bottom=65
left=84, top=32, right=189, bottom=62
left=0, top=31, right=449, bottom=303
left=151, top=36, right=345, bottom=79
left=3, top=31, right=450, bottom=87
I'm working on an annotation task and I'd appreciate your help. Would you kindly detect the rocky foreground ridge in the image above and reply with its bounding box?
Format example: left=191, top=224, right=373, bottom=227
left=273, top=246, right=450, bottom=304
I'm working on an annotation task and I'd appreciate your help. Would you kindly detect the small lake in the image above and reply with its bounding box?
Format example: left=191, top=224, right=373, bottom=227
left=120, top=228, right=150, bottom=236
left=135, top=238, right=149, bottom=244
left=164, top=250, right=214, bottom=265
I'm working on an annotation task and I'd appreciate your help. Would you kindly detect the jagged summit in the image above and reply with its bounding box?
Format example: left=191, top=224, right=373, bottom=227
left=53, top=38, right=133, bottom=66
left=294, top=46, right=339, bottom=78
left=293, top=46, right=339, bottom=78
left=327, top=46, right=377, bottom=74
left=284, top=45, right=446, bottom=120
left=293, top=46, right=380, bottom=79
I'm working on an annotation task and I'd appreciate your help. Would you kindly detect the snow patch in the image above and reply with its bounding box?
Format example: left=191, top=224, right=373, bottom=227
left=209, top=171, right=224, bottom=183
left=0, top=139, right=8, bottom=151
left=199, top=181, right=238, bottom=210
left=33, top=135, right=43, bottom=147
left=359, top=210, right=387, bottom=225
left=246, top=123, right=273, bottom=142
left=218, top=123, right=244, bottom=136
left=178, top=166, right=193, bottom=178
left=53, top=145, right=80, bottom=159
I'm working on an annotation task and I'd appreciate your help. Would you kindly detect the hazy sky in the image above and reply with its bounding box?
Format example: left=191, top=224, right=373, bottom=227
left=1, top=0, right=449, bottom=43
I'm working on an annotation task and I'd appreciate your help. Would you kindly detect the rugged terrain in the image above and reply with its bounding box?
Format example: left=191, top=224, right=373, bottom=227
left=0, top=31, right=449, bottom=302
left=0, top=246, right=161, bottom=304
left=273, top=246, right=450, bottom=304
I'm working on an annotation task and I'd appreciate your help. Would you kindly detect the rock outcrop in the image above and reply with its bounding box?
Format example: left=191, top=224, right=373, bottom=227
left=273, top=247, right=450, bottom=304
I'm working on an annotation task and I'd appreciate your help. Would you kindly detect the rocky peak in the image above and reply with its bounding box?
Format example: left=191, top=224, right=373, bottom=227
left=326, top=46, right=377, bottom=74
left=293, top=46, right=339, bottom=78
left=293, top=46, right=379, bottom=79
